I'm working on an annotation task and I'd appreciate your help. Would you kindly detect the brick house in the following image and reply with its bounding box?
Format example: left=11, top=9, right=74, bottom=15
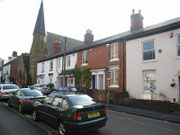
left=76, top=30, right=126, bottom=92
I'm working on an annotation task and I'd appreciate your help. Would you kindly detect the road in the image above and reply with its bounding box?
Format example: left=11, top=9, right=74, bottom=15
left=1, top=102, right=180, bottom=135
left=0, top=103, right=49, bottom=135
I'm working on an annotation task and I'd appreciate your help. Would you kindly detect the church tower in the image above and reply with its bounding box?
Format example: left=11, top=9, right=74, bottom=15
left=30, top=0, right=47, bottom=84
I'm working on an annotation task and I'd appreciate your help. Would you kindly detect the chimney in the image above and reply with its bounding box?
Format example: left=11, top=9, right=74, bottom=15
left=130, top=9, right=144, bottom=31
left=84, top=29, right=94, bottom=45
left=53, top=38, right=61, bottom=54
left=12, top=51, right=17, bottom=57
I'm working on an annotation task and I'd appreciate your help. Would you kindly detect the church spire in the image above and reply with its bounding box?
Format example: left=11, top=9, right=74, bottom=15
left=33, top=0, right=46, bottom=35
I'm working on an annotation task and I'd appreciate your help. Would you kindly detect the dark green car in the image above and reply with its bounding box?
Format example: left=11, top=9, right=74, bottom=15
left=32, top=93, right=107, bottom=135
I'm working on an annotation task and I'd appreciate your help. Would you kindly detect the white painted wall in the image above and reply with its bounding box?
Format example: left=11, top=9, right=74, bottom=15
left=2, top=64, right=11, bottom=83
left=37, top=53, right=77, bottom=89
left=126, top=29, right=180, bottom=103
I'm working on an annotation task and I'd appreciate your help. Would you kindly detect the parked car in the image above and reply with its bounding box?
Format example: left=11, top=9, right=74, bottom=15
left=32, top=93, right=107, bottom=135
left=0, top=84, right=19, bottom=101
left=8, top=88, right=45, bottom=113
left=32, top=84, right=51, bottom=95
left=57, top=87, right=77, bottom=92
left=48, top=87, right=78, bottom=97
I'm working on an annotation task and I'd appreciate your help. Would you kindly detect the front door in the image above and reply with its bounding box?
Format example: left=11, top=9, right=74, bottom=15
left=92, top=75, right=96, bottom=89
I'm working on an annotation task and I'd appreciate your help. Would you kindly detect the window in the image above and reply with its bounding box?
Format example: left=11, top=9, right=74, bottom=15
left=50, top=60, right=53, bottom=71
left=143, top=40, right=155, bottom=61
left=42, top=62, right=44, bottom=72
left=56, top=58, right=61, bottom=70
left=143, top=70, right=156, bottom=93
left=66, top=55, right=71, bottom=67
left=67, top=77, right=74, bottom=86
left=49, top=74, right=53, bottom=83
left=82, top=50, right=88, bottom=65
left=52, top=97, right=63, bottom=107
left=43, top=97, right=53, bottom=104
left=62, top=99, right=69, bottom=110
left=110, top=42, right=118, bottom=60
left=177, top=34, right=180, bottom=57
left=109, top=68, right=119, bottom=86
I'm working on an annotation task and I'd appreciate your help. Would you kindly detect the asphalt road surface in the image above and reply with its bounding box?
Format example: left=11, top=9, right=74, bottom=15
left=1, top=102, right=180, bottom=135
left=0, top=103, right=49, bottom=135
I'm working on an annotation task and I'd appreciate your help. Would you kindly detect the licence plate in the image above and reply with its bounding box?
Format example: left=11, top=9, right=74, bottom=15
left=34, top=100, right=40, bottom=103
left=88, top=112, right=100, bottom=118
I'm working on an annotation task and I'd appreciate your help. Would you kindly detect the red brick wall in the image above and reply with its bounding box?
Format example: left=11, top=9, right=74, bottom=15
left=77, top=41, right=126, bottom=92
left=10, top=56, right=21, bottom=82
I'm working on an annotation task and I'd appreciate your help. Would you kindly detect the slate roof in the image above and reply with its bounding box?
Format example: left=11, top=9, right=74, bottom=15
left=46, top=32, right=83, bottom=56
left=38, top=16, right=180, bottom=62
left=33, top=0, right=46, bottom=35
left=58, top=69, right=74, bottom=76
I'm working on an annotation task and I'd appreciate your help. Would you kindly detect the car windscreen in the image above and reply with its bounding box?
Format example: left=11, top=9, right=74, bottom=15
left=70, top=88, right=77, bottom=92
left=40, top=84, right=47, bottom=88
left=22, top=90, right=43, bottom=96
left=3, top=85, right=19, bottom=90
left=68, top=95, right=95, bottom=106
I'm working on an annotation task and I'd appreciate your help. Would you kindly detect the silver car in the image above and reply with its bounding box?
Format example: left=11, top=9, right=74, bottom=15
left=0, top=84, right=19, bottom=101
left=32, top=84, right=51, bottom=95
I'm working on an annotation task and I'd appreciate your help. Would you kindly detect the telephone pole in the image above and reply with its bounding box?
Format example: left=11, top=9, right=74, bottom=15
left=62, top=37, right=67, bottom=87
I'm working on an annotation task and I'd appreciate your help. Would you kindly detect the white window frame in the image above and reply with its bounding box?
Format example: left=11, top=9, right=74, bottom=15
left=41, top=62, right=44, bottom=72
left=177, top=34, right=180, bottom=57
left=49, top=60, right=53, bottom=71
left=110, top=42, right=119, bottom=61
left=49, top=74, right=53, bottom=83
left=142, top=40, right=156, bottom=61
left=143, top=70, right=156, bottom=93
left=82, top=50, right=88, bottom=65
left=66, top=55, right=71, bottom=67
left=109, top=66, right=119, bottom=87
left=67, top=77, right=74, bottom=86
left=56, top=58, right=61, bottom=70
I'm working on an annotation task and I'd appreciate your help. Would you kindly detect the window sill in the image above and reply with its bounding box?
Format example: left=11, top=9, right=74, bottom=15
left=142, top=59, right=157, bottom=63
left=109, top=85, right=119, bottom=88
left=109, top=59, right=119, bottom=62
left=81, top=63, right=88, bottom=66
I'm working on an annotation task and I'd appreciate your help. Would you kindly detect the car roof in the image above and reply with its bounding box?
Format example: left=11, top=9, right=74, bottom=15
left=0, top=84, right=18, bottom=86
left=52, top=93, right=86, bottom=98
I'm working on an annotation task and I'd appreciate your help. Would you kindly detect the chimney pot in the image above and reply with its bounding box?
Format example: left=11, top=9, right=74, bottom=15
left=132, top=9, right=135, bottom=14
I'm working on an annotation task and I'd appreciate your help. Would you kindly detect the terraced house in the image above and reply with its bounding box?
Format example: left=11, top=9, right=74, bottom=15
left=35, top=1, right=180, bottom=103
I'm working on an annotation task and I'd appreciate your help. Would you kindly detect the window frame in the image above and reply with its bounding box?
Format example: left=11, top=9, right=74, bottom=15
left=110, top=42, right=119, bottom=61
left=82, top=50, right=88, bottom=65
left=109, top=67, right=119, bottom=87
left=41, top=62, right=44, bottom=72
left=142, top=40, right=156, bottom=61
left=143, top=70, right=156, bottom=93
left=56, top=58, right=61, bottom=70
left=176, top=34, right=180, bottom=57
left=49, top=60, right=53, bottom=71
left=66, top=55, right=71, bottom=67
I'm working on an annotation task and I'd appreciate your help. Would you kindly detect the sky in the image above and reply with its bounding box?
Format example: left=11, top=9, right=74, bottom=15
left=0, top=0, right=179, bottom=61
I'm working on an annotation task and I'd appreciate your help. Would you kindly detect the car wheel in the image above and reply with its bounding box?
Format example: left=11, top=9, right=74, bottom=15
left=8, top=98, right=12, bottom=107
left=18, top=103, right=23, bottom=113
left=32, top=110, right=38, bottom=121
left=58, top=121, right=66, bottom=135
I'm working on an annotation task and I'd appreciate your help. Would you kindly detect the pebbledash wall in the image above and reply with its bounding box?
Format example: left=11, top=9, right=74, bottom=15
left=126, top=29, right=180, bottom=103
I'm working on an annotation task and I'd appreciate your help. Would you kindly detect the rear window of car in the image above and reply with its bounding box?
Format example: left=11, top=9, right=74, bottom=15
left=3, top=85, right=19, bottom=90
left=40, top=85, right=47, bottom=88
left=22, top=90, right=43, bottom=96
left=68, top=95, right=95, bottom=106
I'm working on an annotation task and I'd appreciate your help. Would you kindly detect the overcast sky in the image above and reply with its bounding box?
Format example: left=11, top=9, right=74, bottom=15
left=0, top=0, right=179, bottom=60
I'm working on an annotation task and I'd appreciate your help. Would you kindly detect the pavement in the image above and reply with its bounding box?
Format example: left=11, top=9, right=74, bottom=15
left=105, top=103, right=180, bottom=124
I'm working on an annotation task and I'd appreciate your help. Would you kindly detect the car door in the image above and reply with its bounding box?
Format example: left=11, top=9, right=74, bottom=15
left=45, top=97, right=64, bottom=125
left=37, top=97, right=54, bottom=120
left=13, top=91, right=23, bottom=107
